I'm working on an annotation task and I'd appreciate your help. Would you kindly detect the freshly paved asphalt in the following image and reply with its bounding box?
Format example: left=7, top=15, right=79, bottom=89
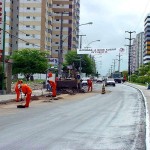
left=0, top=82, right=150, bottom=148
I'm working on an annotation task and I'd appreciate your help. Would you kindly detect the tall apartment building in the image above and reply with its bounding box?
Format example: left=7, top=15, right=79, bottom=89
left=51, top=0, right=80, bottom=59
left=5, top=0, right=53, bottom=54
left=131, top=32, right=144, bottom=73
left=144, top=14, right=150, bottom=64
left=5, top=0, right=53, bottom=93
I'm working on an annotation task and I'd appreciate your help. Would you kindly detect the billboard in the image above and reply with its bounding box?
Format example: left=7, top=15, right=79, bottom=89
left=77, top=48, right=116, bottom=54
left=0, top=1, right=4, bottom=61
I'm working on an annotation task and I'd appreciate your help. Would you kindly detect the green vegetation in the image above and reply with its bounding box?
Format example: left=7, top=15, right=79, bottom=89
left=65, top=51, right=96, bottom=75
left=8, top=48, right=49, bottom=80
left=129, top=62, right=150, bottom=86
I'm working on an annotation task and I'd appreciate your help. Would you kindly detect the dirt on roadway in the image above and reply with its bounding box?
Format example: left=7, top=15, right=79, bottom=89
left=0, top=89, right=105, bottom=115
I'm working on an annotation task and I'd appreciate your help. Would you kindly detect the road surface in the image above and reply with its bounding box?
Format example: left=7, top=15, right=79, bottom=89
left=0, top=84, right=146, bottom=149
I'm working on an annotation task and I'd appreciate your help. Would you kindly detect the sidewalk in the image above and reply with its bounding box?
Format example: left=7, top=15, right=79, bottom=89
left=124, top=82, right=150, bottom=149
left=0, top=89, right=48, bottom=103
left=125, top=82, right=150, bottom=116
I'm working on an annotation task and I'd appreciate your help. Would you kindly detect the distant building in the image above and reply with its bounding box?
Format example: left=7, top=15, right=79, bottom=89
left=144, top=13, right=150, bottom=64
left=51, top=0, right=80, bottom=59
left=131, top=32, right=144, bottom=73
left=5, top=0, right=80, bottom=59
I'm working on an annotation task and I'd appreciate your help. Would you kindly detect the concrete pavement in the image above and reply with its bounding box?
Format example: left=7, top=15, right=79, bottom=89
left=124, top=82, right=150, bottom=149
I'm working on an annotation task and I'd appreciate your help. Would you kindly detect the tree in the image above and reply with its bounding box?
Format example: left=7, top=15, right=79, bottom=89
left=65, top=51, right=94, bottom=75
left=9, top=48, right=49, bottom=80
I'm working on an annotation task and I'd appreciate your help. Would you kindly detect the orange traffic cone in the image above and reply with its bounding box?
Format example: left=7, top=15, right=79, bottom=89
left=101, top=84, right=105, bottom=94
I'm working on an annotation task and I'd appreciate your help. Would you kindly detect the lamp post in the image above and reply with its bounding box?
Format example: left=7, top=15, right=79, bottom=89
left=58, top=21, right=93, bottom=77
left=77, top=34, right=86, bottom=75
left=85, top=40, right=100, bottom=48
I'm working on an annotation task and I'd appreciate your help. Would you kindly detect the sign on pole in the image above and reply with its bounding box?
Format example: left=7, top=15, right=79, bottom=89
left=0, top=1, right=4, bottom=62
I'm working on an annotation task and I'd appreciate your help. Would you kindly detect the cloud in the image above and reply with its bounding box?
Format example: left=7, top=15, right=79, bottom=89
left=80, top=0, right=150, bottom=75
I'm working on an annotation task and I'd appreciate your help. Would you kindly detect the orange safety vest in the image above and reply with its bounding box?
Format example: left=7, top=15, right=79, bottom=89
left=21, top=84, right=32, bottom=94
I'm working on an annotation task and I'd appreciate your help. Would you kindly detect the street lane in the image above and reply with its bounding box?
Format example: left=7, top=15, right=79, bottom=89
left=0, top=84, right=146, bottom=149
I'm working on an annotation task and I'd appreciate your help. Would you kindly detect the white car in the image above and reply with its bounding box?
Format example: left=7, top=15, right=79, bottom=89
left=105, top=78, right=115, bottom=86
left=81, top=77, right=89, bottom=86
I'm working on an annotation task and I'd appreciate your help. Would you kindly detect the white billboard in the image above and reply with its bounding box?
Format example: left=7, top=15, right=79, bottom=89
left=77, top=48, right=116, bottom=54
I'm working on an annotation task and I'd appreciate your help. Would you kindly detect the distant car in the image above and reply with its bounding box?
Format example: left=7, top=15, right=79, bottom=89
left=81, top=77, right=89, bottom=86
left=105, top=78, right=115, bottom=87
left=96, top=77, right=103, bottom=83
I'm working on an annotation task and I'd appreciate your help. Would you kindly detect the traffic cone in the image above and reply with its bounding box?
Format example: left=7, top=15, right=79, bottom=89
left=101, top=84, right=105, bottom=94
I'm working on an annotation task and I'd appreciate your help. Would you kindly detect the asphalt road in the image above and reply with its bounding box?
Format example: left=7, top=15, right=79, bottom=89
left=0, top=84, right=146, bottom=150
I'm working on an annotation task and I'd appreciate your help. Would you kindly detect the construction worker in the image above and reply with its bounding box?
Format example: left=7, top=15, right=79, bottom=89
left=15, top=80, right=23, bottom=102
left=47, top=72, right=57, bottom=97
left=18, top=83, right=32, bottom=108
left=87, top=78, right=93, bottom=92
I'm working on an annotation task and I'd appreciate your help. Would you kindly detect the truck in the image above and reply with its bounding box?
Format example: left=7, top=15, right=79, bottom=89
left=112, top=72, right=123, bottom=83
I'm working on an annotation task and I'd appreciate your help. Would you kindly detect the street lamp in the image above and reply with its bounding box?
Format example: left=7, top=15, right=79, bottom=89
left=58, top=21, right=93, bottom=77
left=85, top=40, right=100, bottom=48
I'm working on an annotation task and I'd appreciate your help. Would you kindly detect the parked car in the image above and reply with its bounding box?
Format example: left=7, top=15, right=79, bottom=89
left=81, top=77, right=89, bottom=86
left=105, top=78, right=115, bottom=87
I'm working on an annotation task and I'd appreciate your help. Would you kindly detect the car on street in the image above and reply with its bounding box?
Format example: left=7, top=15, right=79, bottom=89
left=96, top=77, right=103, bottom=83
left=105, top=78, right=115, bottom=87
left=81, top=77, right=89, bottom=86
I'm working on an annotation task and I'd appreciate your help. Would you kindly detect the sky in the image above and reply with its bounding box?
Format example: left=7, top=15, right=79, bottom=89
left=79, top=0, right=150, bottom=76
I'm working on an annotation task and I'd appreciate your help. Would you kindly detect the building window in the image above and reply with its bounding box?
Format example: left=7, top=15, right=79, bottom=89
left=55, top=42, right=59, bottom=44
left=26, top=43, right=29, bottom=45
left=56, top=19, right=59, bottom=21
left=27, top=7, right=30, bottom=10
left=56, top=27, right=59, bottom=29
left=26, top=34, right=30, bottom=36
left=26, top=16, right=30, bottom=19
left=26, top=25, right=30, bottom=27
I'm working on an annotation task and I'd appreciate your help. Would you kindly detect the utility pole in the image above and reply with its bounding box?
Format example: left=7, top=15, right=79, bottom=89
left=125, top=31, right=136, bottom=76
left=77, top=34, right=86, bottom=75
left=0, top=1, right=6, bottom=94
left=110, top=65, right=113, bottom=77
left=116, top=53, right=122, bottom=72
left=58, top=12, right=64, bottom=78
left=113, top=59, right=117, bottom=73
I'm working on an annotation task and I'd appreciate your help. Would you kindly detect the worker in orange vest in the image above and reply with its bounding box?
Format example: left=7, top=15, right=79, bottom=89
left=87, top=78, right=93, bottom=92
left=18, top=83, right=32, bottom=107
left=15, top=80, right=23, bottom=102
left=47, top=72, right=57, bottom=97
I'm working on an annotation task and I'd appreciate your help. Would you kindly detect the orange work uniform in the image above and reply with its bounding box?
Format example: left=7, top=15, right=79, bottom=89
left=15, top=80, right=23, bottom=102
left=87, top=79, right=93, bottom=92
left=47, top=72, right=57, bottom=97
left=48, top=80, right=56, bottom=97
left=20, top=84, right=32, bottom=107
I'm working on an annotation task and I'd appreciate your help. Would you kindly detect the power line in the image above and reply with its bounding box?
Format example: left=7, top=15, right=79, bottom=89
left=134, top=0, right=150, bottom=31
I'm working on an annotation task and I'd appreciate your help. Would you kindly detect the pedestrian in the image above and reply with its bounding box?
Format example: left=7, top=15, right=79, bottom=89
left=76, top=72, right=81, bottom=90
left=18, top=83, right=32, bottom=108
left=47, top=80, right=56, bottom=97
left=87, top=78, right=93, bottom=92
left=15, top=80, right=23, bottom=102
left=47, top=72, right=57, bottom=97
